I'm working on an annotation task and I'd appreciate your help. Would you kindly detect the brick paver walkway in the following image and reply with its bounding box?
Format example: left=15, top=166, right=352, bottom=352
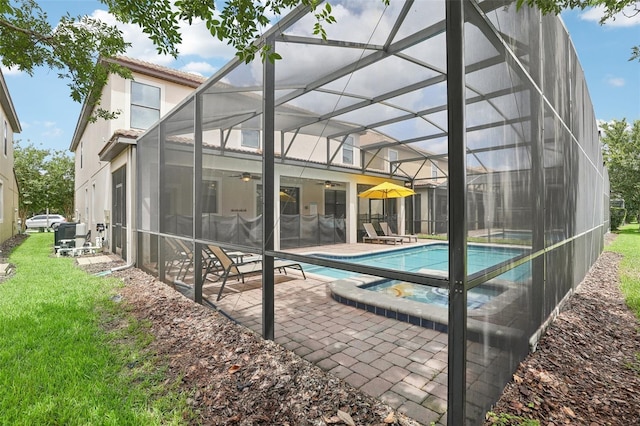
left=210, top=248, right=450, bottom=425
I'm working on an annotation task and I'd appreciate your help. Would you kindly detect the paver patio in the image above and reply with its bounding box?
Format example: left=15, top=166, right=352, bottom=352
left=208, top=243, right=449, bottom=425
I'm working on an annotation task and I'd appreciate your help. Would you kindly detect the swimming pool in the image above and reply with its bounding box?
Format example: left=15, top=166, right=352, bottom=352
left=301, top=243, right=529, bottom=281
left=482, top=230, right=532, bottom=241
left=316, top=243, right=530, bottom=336
left=364, top=281, right=503, bottom=310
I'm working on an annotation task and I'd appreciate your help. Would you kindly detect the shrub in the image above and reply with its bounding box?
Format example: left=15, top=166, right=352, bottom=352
left=611, top=207, right=626, bottom=230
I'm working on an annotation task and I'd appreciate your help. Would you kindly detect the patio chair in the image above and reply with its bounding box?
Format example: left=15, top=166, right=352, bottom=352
left=174, top=239, right=196, bottom=280
left=164, top=238, right=189, bottom=277
left=362, top=223, right=404, bottom=245
left=379, top=222, right=418, bottom=243
left=206, top=244, right=306, bottom=301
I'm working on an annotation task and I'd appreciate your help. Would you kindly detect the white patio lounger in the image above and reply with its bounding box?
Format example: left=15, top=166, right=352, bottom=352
left=379, top=222, right=418, bottom=242
left=362, top=223, right=404, bottom=245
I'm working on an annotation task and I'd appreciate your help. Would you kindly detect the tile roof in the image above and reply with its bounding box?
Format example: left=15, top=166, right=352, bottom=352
left=105, top=56, right=207, bottom=88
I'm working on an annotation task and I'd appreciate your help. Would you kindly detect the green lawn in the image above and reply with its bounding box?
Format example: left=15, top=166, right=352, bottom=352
left=606, top=223, right=640, bottom=318
left=0, top=233, right=190, bottom=425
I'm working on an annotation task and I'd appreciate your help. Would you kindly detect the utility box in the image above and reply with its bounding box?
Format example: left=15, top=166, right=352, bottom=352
left=54, top=222, right=78, bottom=252
left=75, top=223, right=88, bottom=249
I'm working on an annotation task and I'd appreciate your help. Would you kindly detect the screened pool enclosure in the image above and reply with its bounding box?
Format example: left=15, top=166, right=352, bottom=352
left=134, top=1, right=608, bottom=424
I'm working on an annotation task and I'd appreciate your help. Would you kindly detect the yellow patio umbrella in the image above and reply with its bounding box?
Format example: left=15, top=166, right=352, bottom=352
left=279, top=191, right=296, bottom=203
left=358, top=181, right=416, bottom=199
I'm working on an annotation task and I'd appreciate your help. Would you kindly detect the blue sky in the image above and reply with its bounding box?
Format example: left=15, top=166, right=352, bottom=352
left=2, top=1, right=639, bottom=153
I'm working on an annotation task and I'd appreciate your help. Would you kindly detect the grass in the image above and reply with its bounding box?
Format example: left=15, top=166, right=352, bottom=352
left=0, top=233, right=191, bottom=425
left=485, top=412, right=540, bottom=426
left=606, top=223, right=640, bottom=318
left=607, top=223, right=640, bottom=381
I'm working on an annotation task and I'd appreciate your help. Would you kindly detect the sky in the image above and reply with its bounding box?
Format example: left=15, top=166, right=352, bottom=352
left=2, top=1, right=639, bottom=154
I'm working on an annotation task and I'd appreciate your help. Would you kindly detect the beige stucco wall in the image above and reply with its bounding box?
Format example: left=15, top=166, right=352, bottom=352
left=0, top=110, right=19, bottom=244
left=72, top=69, right=199, bottom=261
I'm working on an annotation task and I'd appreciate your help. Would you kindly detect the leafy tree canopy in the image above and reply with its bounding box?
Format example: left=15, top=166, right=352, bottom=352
left=601, top=119, right=640, bottom=218
left=0, top=0, right=132, bottom=120
left=14, top=141, right=75, bottom=224
left=517, top=0, right=640, bottom=61
left=0, top=0, right=343, bottom=115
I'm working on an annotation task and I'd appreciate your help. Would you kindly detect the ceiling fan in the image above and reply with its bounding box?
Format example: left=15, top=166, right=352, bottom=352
left=230, top=172, right=261, bottom=182
left=318, top=180, right=342, bottom=188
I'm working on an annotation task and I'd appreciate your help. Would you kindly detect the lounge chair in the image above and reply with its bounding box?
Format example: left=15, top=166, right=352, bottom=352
left=379, top=222, right=418, bottom=242
left=206, top=244, right=306, bottom=301
left=167, top=239, right=216, bottom=281
left=362, top=223, right=404, bottom=245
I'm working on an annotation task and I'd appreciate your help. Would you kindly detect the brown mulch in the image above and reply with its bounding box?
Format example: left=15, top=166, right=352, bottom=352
left=2, top=232, right=640, bottom=425
left=108, top=267, right=419, bottom=426
left=485, top=233, right=640, bottom=425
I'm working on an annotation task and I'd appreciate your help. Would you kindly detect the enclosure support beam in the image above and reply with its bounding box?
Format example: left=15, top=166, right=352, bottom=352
left=262, top=35, right=276, bottom=341
left=158, top=124, right=167, bottom=283
left=194, top=94, right=204, bottom=305
left=530, top=11, right=546, bottom=333
left=446, top=1, right=467, bottom=424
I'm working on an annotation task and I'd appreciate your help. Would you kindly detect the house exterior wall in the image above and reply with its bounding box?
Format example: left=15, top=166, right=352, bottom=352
left=71, top=60, right=201, bottom=262
left=0, top=117, right=19, bottom=244
left=0, top=74, right=20, bottom=245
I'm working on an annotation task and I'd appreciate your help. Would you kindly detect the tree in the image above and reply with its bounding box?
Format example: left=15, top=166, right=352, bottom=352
left=101, top=0, right=340, bottom=63
left=0, top=0, right=341, bottom=114
left=13, top=141, right=75, bottom=226
left=517, top=0, right=640, bottom=61
left=0, top=0, right=131, bottom=120
left=600, top=119, right=640, bottom=222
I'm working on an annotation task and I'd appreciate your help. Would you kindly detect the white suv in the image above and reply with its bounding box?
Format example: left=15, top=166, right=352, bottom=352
left=25, top=214, right=67, bottom=229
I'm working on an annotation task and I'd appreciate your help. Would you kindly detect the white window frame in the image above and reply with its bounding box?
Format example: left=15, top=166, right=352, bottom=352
left=130, top=81, right=161, bottom=130
left=0, top=179, right=4, bottom=223
left=431, top=161, right=438, bottom=178
left=342, top=136, right=354, bottom=164
left=3, top=119, right=7, bottom=158
left=241, top=129, right=260, bottom=149
left=388, top=149, right=398, bottom=173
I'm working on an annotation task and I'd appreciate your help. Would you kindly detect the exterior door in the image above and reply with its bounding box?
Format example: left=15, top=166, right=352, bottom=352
left=112, top=166, right=127, bottom=259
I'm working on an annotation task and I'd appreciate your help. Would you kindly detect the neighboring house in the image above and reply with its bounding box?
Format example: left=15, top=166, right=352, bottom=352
left=0, top=68, right=21, bottom=245
left=69, top=56, right=205, bottom=263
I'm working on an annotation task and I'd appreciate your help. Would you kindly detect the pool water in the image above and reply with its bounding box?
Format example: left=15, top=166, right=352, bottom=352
left=301, top=243, right=528, bottom=281
left=364, top=281, right=503, bottom=310
left=484, top=231, right=532, bottom=240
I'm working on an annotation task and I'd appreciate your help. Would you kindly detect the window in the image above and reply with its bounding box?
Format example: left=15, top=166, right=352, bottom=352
left=201, top=180, right=218, bottom=214
left=3, top=120, right=7, bottom=157
left=131, top=81, right=161, bottom=129
left=241, top=129, right=260, bottom=149
left=85, top=188, right=89, bottom=223
left=80, top=141, right=83, bottom=169
left=0, top=180, right=3, bottom=222
left=324, top=189, right=346, bottom=218
left=388, top=149, right=398, bottom=173
left=280, top=186, right=299, bottom=215
left=342, top=136, right=354, bottom=164
left=431, top=161, right=438, bottom=178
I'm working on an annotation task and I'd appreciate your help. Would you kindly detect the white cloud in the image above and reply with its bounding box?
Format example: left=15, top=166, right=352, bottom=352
left=90, top=9, right=175, bottom=65
left=40, top=121, right=63, bottom=138
left=606, top=76, right=626, bottom=87
left=580, top=5, right=640, bottom=27
left=176, top=19, right=236, bottom=60
left=0, top=65, right=23, bottom=76
left=89, top=9, right=235, bottom=65
left=179, top=61, right=217, bottom=76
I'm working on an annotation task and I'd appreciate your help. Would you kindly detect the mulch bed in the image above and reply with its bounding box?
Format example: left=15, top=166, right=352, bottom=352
left=2, top=232, right=639, bottom=425
left=485, top=234, right=640, bottom=425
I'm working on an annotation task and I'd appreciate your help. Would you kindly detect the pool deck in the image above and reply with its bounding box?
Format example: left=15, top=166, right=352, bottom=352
left=199, top=241, right=510, bottom=425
